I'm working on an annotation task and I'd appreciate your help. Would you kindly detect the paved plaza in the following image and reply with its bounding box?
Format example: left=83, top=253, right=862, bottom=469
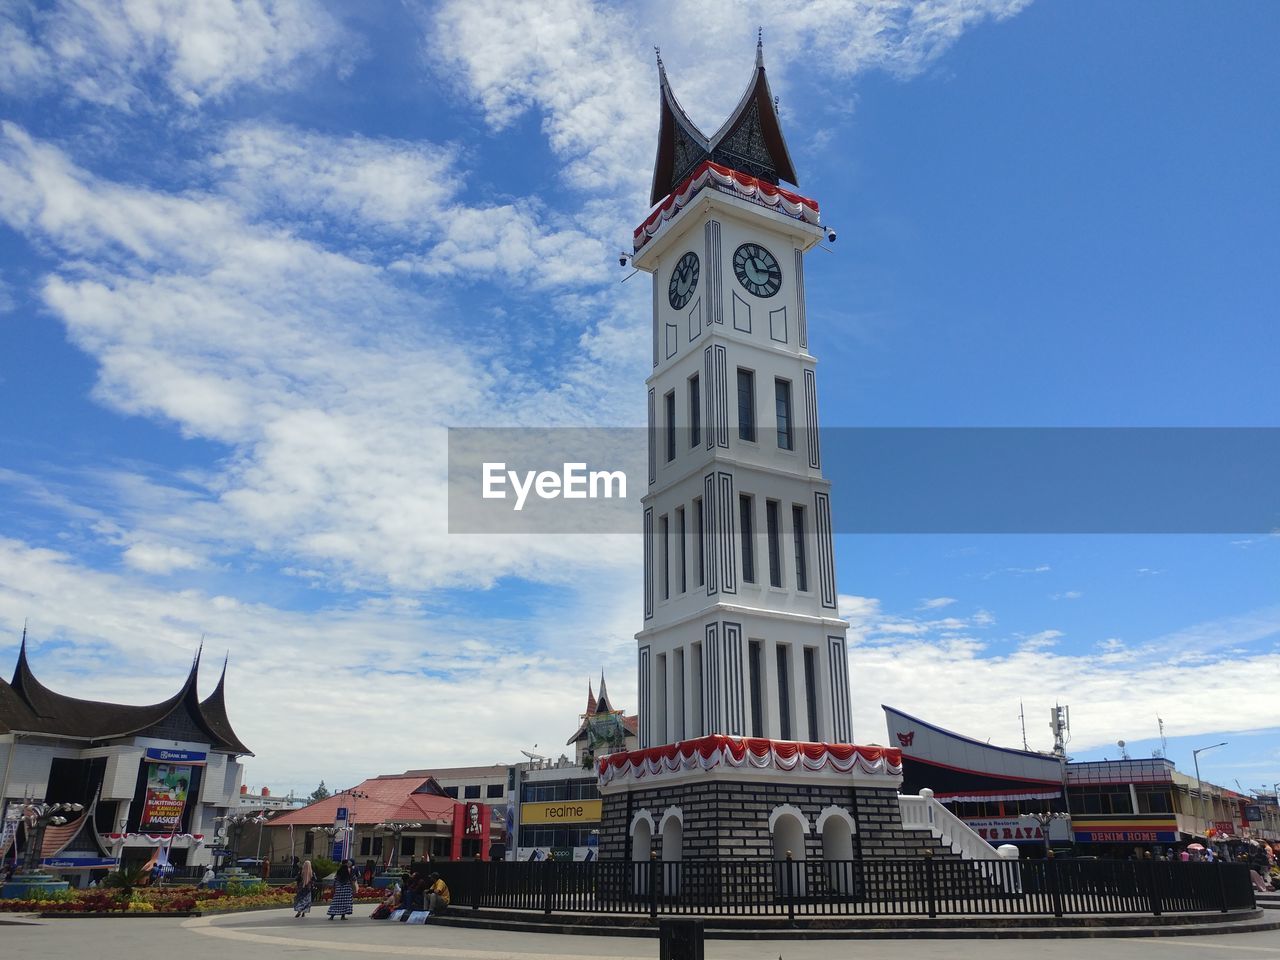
left=4, top=910, right=1280, bottom=960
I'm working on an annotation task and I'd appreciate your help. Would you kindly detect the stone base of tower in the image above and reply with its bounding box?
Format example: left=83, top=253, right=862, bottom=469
left=596, top=736, right=950, bottom=863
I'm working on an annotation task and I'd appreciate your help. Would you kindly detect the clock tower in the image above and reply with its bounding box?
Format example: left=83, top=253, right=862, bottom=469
left=631, top=43, right=853, bottom=750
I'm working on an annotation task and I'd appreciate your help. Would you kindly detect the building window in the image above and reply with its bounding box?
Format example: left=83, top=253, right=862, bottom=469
left=464, top=784, right=481, bottom=799
left=665, top=390, right=676, bottom=462
left=660, top=514, right=670, bottom=600
left=739, top=494, right=755, bottom=583
left=676, top=506, right=687, bottom=594
left=766, top=499, right=782, bottom=587
left=372, top=836, right=383, bottom=856
left=737, top=368, right=756, bottom=442
left=804, top=647, right=819, bottom=741
left=792, top=505, right=808, bottom=592
left=689, top=374, right=700, bottom=447
left=444, top=786, right=459, bottom=798
left=748, top=639, right=764, bottom=738
left=776, top=644, right=792, bottom=741
left=304, top=831, right=314, bottom=855
left=775, top=378, right=793, bottom=450
left=360, top=836, right=372, bottom=856
left=400, top=836, right=415, bottom=856
left=694, top=497, right=705, bottom=586
left=486, top=783, right=504, bottom=799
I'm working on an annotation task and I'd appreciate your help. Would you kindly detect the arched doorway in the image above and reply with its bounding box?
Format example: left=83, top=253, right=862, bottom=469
left=630, top=810, right=654, bottom=896
left=659, top=806, right=683, bottom=896
left=818, top=805, right=856, bottom=894
left=769, top=805, right=809, bottom=897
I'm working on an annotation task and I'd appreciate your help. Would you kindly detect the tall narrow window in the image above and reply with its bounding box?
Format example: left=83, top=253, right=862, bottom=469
left=676, top=506, right=687, bottom=594
left=737, top=368, right=756, bottom=442
left=776, top=645, right=792, bottom=740
left=660, top=514, right=670, bottom=600
left=766, top=499, right=782, bottom=588
left=694, top=497, right=705, bottom=587
left=689, top=374, right=701, bottom=447
left=664, top=390, right=676, bottom=462
left=804, top=648, right=819, bottom=741
left=739, top=494, right=755, bottom=583
left=748, top=639, right=764, bottom=738
left=775, top=378, right=793, bottom=450
left=792, top=505, right=808, bottom=592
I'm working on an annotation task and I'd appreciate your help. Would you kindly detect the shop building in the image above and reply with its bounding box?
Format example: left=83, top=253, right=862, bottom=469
left=267, top=773, right=497, bottom=865
left=884, top=704, right=1267, bottom=854
left=508, top=674, right=637, bottom=861
left=0, top=638, right=252, bottom=877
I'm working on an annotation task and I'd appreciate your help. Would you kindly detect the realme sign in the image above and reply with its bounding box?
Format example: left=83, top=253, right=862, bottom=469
left=521, top=800, right=602, bottom=824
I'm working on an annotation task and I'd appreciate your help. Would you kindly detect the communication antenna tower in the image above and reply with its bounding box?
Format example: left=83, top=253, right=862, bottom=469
left=1019, top=701, right=1029, bottom=751
left=1049, top=704, right=1071, bottom=759
left=1117, top=739, right=1129, bottom=760
left=1156, top=715, right=1168, bottom=758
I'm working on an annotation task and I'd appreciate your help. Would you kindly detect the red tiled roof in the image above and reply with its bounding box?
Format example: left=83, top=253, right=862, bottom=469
left=266, top=776, right=456, bottom=828
left=41, top=813, right=87, bottom=856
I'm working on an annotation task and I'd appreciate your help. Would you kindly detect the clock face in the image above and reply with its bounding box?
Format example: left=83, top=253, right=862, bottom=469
left=668, top=251, right=700, bottom=309
left=732, top=242, right=782, bottom=298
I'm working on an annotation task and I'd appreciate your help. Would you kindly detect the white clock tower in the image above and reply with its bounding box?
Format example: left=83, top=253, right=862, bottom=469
left=631, top=44, right=853, bottom=750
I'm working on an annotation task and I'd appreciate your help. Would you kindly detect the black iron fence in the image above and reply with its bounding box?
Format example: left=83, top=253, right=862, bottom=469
left=430, top=858, right=1255, bottom=920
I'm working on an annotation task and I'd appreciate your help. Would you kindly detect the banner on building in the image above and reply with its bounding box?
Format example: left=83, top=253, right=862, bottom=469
left=138, top=761, right=193, bottom=830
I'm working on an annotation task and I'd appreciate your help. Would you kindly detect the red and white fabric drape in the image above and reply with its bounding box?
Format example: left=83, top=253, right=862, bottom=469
left=634, top=160, right=821, bottom=252
left=598, top=735, right=902, bottom=786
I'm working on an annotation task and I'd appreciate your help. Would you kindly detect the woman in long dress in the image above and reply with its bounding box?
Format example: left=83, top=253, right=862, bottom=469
left=293, top=860, right=314, bottom=918
left=327, top=862, right=355, bottom=920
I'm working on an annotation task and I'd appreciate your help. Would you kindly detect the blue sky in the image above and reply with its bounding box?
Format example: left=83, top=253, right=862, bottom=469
left=0, top=0, right=1277, bottom=798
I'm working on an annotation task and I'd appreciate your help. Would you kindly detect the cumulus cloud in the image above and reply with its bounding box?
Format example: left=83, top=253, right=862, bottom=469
left=0, top=121, right=636, bottom=590
left=426, top=0, right=1032, bottom=196
left=847, top=595, right=1280, bottom=754
left=5, top=0, right=349, bottom=109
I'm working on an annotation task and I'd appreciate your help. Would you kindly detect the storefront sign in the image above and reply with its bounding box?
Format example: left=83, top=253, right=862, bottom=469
left=964, top=817, right=1046, bottom=843
left=1245, top=805, right=1263, bottom=822
left=1214, top=820, right=1235, bottom=836
left=1072, top=817, right=1178, bottom=844
left=520, top=800, right=602, bottom=824
left=143, top=748, right=206, bottom=765
left=43, top=856, right=119, bottom=869
left=138, top=760, right=192, bottom=830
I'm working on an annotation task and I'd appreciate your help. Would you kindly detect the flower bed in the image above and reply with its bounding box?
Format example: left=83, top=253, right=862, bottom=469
left=1, top=882, right=386, bottom=915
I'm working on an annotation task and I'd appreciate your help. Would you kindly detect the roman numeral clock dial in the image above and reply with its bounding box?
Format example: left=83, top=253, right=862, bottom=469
left=732, top=242, right=782, bottom=298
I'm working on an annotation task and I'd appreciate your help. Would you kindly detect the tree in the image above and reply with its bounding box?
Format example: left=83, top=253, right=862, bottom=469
left=308, top=781, right=330, bottom=803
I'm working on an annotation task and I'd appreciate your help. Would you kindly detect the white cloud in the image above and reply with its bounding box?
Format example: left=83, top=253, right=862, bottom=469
left=1018, top=628, right=1063, bottom=651
left=10, top=0, right=350, bottom=109
left=850, top=599, right=1280, bottom=753
left=1051, top=590, right=1083, bottom=600
left=0, top=122, right=636, bottom=591
left=121, top=540, right=205, bottom=574
left=0, top=8, right=52, bottom=94
left=918, top=596, right=956, bottom=609
left=427, top=0, right=1032, bottom=198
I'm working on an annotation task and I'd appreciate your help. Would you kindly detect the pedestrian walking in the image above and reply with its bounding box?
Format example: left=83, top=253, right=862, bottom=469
left=327, top=862, right=355, bottom=920
left=293, top=860, right=314, bottom=918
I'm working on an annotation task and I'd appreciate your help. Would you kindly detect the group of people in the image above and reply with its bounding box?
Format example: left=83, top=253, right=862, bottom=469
left=287, top=858, right=450, bottom=922
left=370, top=862, right=451, bottom=921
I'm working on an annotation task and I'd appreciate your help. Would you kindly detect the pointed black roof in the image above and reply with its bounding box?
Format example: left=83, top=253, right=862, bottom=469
left=649, top=42, right=799, bottom=206
left=0, top=636, right=253, bottom=755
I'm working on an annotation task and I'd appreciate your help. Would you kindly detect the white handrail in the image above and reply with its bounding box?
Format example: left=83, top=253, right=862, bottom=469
left=898, top=789, right=1022, bottom=894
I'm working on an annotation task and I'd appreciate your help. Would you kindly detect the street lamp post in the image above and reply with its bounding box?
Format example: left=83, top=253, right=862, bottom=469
left=1028, top=811, right=1071, bottom=859
left=1192, top=741, right=1228, bottom=836
left=374, top=821, right=422, bottom=870
left=213, top=813, right=266, bottom=872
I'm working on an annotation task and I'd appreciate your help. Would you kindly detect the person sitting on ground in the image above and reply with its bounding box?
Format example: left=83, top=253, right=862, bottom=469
left=425, top=872, right=450, bottom=915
